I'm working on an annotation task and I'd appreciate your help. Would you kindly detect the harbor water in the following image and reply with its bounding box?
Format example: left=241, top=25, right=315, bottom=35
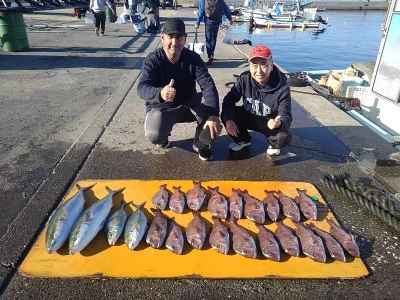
left=229, top=10, right=387, bottom=73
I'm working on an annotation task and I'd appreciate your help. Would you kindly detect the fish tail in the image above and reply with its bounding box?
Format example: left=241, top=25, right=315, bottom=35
left=132, top=202, right=146, bottom=209
left=105, top=186, right=126, bottom=194
left=76, top=182, right=97, bottom=191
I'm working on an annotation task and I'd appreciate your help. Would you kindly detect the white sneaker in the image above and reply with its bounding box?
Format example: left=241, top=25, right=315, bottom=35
left=266, top=146, right=280, bottom=156
left=156, top=140, right=170, bottom=149
left=228, top=141, right=251, bottom=152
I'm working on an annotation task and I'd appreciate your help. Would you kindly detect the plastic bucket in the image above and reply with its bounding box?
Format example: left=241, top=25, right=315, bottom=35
left=106, top=4, right=117, bottom=23
left=0, top=11, right=30, bottom=52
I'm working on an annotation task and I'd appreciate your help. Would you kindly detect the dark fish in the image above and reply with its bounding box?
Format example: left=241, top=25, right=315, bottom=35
left=326, top=218, right=360, bottom=258
left=274, top=221, right=300, bottom=257
left=263, top=190, right=280, bottom=222
left=207, top=186, right=228, bottom=219
left=294, top=188, right=318, bottom=221
left=241, top=189, right=265, bottom=224
left=226, top=217, right=257, bottom=258
left=165, top=217, right=184, bottom=255
left=276, top=190, right=301, bottom=222
left=293, top=221, right=326, bottom=263
left=151, top=184, right=169, bottom=210
left=256, top=224, right=280, bottom=261
left=169, top=186, right=186, bottom=214
left=228, top=188, right=243, bottom=219
left=306, top=222, right=346, bottom=262
left=146, top=208, right=168, bottom=249
left=186, top=180, right=206, bottom=211
left=209, top=216, right=230, bottom=255
left=185, top=210, right=206, bottom=249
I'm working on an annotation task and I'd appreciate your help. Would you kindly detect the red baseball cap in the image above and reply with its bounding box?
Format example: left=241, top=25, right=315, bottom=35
left=248, top=45, right=272, bottom=61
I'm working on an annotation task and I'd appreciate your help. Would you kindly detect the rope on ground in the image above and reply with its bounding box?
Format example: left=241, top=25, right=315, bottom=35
left=321, top=173, right=400, bottom=232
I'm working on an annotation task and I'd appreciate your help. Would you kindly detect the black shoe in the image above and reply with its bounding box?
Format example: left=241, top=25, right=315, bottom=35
left=192, top=144, right=212, bottom=161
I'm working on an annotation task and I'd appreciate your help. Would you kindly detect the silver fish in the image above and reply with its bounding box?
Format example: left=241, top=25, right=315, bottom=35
left=124, top=202, right=147, bottom=250
left=69, top=186, right=125, bottom=255
left=256, top=224, right=280, bottom=261
left=275, top=221, right=300, bottom=257
left=165, top=217, right=184, bottom=255
left=45, top=183, right=96, bottom=254
left=227, top=217, right=257, bottom=258
left=306, top=222, right=346, bottom=262
left=207, top=186, right=228, bottom=219
left=276, top=190, right=301, bottom=222
left=104, top=200, right=132, bottom=246
left=293, top=221, right=326, bottom=263
left=169, top=186, right=186, bottom=214
left=186, top=180, right=205, bottom=211
left=185, top=210, right=206, bottom=250
left=262, top=190, right=280, bottom=222
left=146, top=208, right=168, bottom=249
left=294, top=188, right=318, bottom=221
left=228, top=188, right=243, bottom=219
left=209, top=216, right=230, bottom=255
left=241, top=190, right=265, bottom=224
left=326, top=218, right=360, bottom=258
left=152, top=184, right=169, bottom=210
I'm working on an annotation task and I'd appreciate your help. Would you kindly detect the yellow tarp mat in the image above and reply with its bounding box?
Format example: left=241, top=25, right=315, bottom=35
left=20, top=180, right=368, bottom=279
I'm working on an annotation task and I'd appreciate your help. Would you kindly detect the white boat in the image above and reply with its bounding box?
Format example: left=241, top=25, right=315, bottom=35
left=301, top=0, right=400, bottom=146
left=240, top=0, right=329, bottom=29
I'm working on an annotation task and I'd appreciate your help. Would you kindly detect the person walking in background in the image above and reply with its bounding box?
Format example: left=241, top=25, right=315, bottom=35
left=137, top=18, right=222, bottom=161
left=89, top=0, right=115, bottom=36
left=195, top=0, right=234, bottom=65
left=221, top=45, right=292, bottom=156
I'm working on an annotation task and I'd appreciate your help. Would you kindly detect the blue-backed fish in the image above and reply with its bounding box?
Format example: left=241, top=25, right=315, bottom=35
left=45, top=183, right=96, bottom=254
left=68, top=186, right=125, bottom=255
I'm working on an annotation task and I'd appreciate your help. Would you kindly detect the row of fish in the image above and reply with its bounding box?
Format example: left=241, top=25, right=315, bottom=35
left=45, top=183, right=360, bottom=262
left=142, top=209, right=360, bottom=262
left=152, top=181, right=318, bottom=224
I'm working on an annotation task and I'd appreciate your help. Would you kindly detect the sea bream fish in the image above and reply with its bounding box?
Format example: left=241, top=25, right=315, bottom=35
left=69, top=186, right=125, bottom=255
left=274, top=221, right=300, bottom=257
left=326, top=218, right=360, bottom=258
left=209, top=216, right=230, bottom=255
left=45, top=183, right=96, bottom=254
left=276, top=190, right=301, bottom=222
left=228, top=188, right=243, bottom=219
left=207, top=186, right=228, bottom=219
left=226, top=217, right=257, bottom=258
left=152, top=184, right=169, bottom=210
left=186, top=180, right=206, bottom=211
left=241, top=190, right=265, bottom=224
left=256, top=224, right=280, bottom=261
left=306, top=222, right=346, bottom=262
left=146, top=208, right=168, bottom=249
left=124, top=202, right=147, bottom=250
left=185, top=210, right=206, bottom=250
left=293, top=221, right=326, bottom=263
left=104, top=200, right=132, bottom=246
left=294, top=188, right=317, bottom=221
left=169, top=186, right=186, bottom=214
left=165, top=217, right=184, bottom=255
left=262, top=190, right=280, bottom=222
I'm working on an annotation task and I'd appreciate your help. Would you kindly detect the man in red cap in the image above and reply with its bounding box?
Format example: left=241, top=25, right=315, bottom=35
left=221, top=45, right=292, bottom=156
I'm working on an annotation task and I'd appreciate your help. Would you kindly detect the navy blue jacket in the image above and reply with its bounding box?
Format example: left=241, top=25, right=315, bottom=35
left=195, top=0, right=232, bottom=25
left=221, top=65, right=292, bottom=131
left=137, top=47, right=220, bottom=116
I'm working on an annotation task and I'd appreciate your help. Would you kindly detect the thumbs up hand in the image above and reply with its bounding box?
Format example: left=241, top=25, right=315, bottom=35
left=161, top=79, right=176, bottom=102
left=267, top=115, right=282, bottom=130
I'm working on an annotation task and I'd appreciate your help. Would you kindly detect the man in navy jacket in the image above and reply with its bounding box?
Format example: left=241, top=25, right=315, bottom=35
left=137, top=18, right=222, bottom=161
left=221, top=45, right=292, bottom=156
left=195, top=0, right=233, bottom=65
